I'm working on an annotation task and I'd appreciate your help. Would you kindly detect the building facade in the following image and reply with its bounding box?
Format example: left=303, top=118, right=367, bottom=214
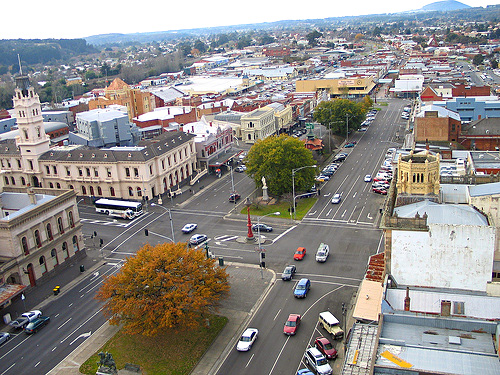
left=240, top=107, right=276, bottom=144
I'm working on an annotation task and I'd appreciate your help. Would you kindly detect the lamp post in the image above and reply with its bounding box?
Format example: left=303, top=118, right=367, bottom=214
left=292, top=165, right=317, bottom=220
left=257, top=211, right=280, bottom=278
left=150, top=203, right=175, bottom=243
left=342, top=302, right=347, bottom=354
left=220, top=162, right=236, bottom=207
left=244, top=197, right=254, bottom=240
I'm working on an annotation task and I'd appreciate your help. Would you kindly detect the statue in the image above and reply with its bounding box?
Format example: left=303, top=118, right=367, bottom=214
left=97, top=352, right=117, bottom=375
left=261, top=176, right=267, bottom=188
left=261, top=176, right=269, bottom=201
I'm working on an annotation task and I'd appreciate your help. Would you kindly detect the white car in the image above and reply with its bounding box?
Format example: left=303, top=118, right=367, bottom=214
left=237, top=328, right=258, bottom=351
left=181, top=223, right=197, bottom=234
left=315, top=243, right=330, bottom=262
left=331, top=193, right=341, bottom=204
left=364, top=174, right=372, bottom=182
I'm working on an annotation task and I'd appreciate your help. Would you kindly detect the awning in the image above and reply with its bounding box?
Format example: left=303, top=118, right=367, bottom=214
left=208, top=149, right=243, bottom=167
left=0, top=283, right=28, bottom=307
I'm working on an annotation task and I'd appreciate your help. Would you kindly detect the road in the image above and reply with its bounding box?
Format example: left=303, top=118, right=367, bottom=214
left=0, top=99, right=405, bottom=375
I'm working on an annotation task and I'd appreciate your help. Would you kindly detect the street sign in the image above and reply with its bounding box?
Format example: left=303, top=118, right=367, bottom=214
left=306, top=123, right=314, bottom=129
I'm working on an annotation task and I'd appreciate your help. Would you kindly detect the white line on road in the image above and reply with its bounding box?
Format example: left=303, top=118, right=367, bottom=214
left=326, top=209, right=332, bottom=216
left=34, top=361, right=40, bottom=367
left=0, top=362, right=15, bottom=375
left=60, top=308, right=102, bottom=344
left=246, top=354, right=255, bottom=368
left=273, top=309, right=281, bottom=321
left=272, top=225, right=296, bottom=243
left=52, top=347, right=57, bottom=351
left=57, top=318, right=72, bottom=330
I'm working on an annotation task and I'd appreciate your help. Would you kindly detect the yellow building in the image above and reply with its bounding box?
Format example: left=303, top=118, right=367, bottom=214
left=295, top=77, right=376, bottom=98
left=241, top=107, right=276, bottom=144
left=396, top=150, right=440, bottom=196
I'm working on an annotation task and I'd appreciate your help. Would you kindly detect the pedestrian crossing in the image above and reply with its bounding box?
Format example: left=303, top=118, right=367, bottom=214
left=214, top=234, right=239, bottom=242
left=80, top=218, right=130, bottom=227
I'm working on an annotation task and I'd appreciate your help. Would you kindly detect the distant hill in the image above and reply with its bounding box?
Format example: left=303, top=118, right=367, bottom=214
left=421, top=0, right=471, bottom=11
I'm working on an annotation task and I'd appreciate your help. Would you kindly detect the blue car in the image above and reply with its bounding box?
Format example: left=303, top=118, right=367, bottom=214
left=294, top=278, right=310, bottom=298
left=297, top=369, right=315, bottom=375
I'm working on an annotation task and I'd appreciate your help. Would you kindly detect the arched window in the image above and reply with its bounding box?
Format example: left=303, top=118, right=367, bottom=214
left=4, top=176, right=9, bottom=185
left=46, top=223, right=53, bottom=241
left=89, top=186, right=94, bottom=196
left=69, top=185, right=74, bottom=190
left=82, top=186, right=87, bottom=195
left=56, top=183, right=61, bottom=189
left=49, top=182, right=54, bottom=188
left=110, top=187, right=115, bottom=196
left=57, top=217, right=64, bottom=234
left=128, top=187, right=134, bottom=196
left=68, top=211, right=75, bottom=228
left=72, top=236, right=79, bottom=252
left=97, top=186, right=102, bottom=195
left=21, top=237, right=29, bottom=255
left=39, top=256, right=47, bottom=274
left=21, top=177, right=26, bottom=185
left=137, top=187, right=142, bottom=197
left=10, top=176, right=15, bottom=185
left=62, top=242, right=69, bottom=259
left=51, top=249, right=59, bottom=267
left=34, top=230, right=42, bottom=248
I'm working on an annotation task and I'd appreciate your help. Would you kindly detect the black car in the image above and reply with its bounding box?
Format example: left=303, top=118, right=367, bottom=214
left=282, top=265, right=296, bottom=281
left=24, top=316, right=50, bottom=334
left=252, top=223, right=273, bottom=232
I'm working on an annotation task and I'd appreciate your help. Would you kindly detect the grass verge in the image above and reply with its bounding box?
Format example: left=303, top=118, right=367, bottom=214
left=240, top=197, right=317, bottom=221
left=80, top=315, right=227, bottom=375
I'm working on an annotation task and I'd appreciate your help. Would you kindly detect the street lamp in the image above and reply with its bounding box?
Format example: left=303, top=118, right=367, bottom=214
left=244, top=197, right=254, bottom=240
left=150, top=203, right=175, bottom=243
left=342, top=302, right=347, bottom=354
left=292, top=165, right=317, bottom=220
left=220, top=162, right=236, bottom=207
left=256, top=211, right=280, bottom=278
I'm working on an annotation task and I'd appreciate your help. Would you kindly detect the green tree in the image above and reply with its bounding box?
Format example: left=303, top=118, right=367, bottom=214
left=306, top=30, right=323, bottom=46
left=491, top=59, right=498, bottom=69
left=472, top=54, right=484, bottom=66
left=313, top=99, right=367, bottom=137
left=193, top=40, right=207, bottom=53
left=96, top=242, right=230, bottom=337
left=244, top=135, right=317, bottom=196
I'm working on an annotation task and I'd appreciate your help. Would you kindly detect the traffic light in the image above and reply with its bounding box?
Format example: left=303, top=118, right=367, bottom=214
left=259, top=252, right=266, bottom=268
left=144, top=229, right=149, bottom=236
left=99, top=238, right=104, bottom=247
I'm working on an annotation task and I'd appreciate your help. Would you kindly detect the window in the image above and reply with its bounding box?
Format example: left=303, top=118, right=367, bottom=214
left=39, top=256, right=47, bottom=274
left=4, top=176, right=9, bottom=185
left=128, top=187, right=134, bottom=196
left=89, top=186, right=94, bottom=196
left=453, top=301, right=465, bottom=315
left=29, top=160, right=33, bottom=170
left=53, top=166, right=57, bottom=174
left=106, top=168, right=111, bottom=178
left=82, top=186, right=87, bottom=195
left=10, top=176, right=15, bottom=185
left=21, top=237, right=29, bottom=255
left=78, top=168, right=83, bottom=177
left=66, top=167, right=71, bottom=176
left=56, top=183, right=61, bottom=189
left=149, top=165, right=153, bottom=174
left=161, top=159, right=165, bottom=169
left=57, top=217, right=64, bottom=234
left=49, top=182, right=54, bottom=188
left=97, top=186, right=102, bottom=195
left=110, top=187, right=115, bottom=196
left=125, top=167, right=130, bottom=177
left=137, top=187, right=142, bottom=197
left=51, top=249, right=59, bottom=267
left=45, top=166, right=50, bottom=174
left=134, top=168, right=139, bottom=177
left=21, top=177, right=26, bottom=185
left=46, top=223, right=53, bottom=241
left=72, top=236, right=79, bottom=252
left=34, top=230, right=42, bottom=248
left=68, top=211, right=75, bottom=228
left=62, top=242, right=68, bottom=259
left=94, top=168, right=99, bottom=177
left=86, top=168, right=91, bottom=177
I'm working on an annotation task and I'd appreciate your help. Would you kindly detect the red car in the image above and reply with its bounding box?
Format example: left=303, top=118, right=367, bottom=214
left=373, top=187, right=388, bottom=195
left=293, top=247, right=306, bottom=260
left=283, top=314, right=301, bottom=335
left=314, top=336, right=338, bottom=359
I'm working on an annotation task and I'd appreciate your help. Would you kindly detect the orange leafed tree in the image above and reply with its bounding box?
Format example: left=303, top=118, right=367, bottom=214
left=96, top=242, right=230, bottom=336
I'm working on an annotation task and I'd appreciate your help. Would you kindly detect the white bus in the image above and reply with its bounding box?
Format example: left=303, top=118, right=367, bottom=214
left=94, top=198, right=143, bottom=220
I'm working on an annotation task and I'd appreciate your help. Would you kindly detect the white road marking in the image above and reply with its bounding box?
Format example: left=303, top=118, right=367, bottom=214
left=273, top=309, right=281, bottom=321
left=57, top=318, right=72, bottom=330
left=272, top=226, right=297, bottom=243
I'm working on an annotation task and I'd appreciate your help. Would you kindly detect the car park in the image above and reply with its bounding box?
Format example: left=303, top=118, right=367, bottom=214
left=283, top=314, right=301, bottom=335
left=364, top=174, right=372, bottom=182
left=294, top=278, right=310, bottom=298
left=372, top=182, right=390, bottom=190
left=315, top=243, right=329, bottom=262
left=181, top=223, right=197, bottom=234
left=229, top=193, right=241, bottom=202
left=331, top=193, right=341, bottom=204
left=294, top=247, right=306, bottom=260
left=314, top=336, right=338, bottom=359
left=189, top=234, right=208, bottom=245
left=24, top=316, right=50, bottom=334
left=252, top=223, right=273, bottom=232
left=0, top=332, right=10, bottom=346
left=282, top=264, right=296, bottom=281
left=236, top=328, right=258, bottom=351
left=303, top=347, right=332, bottom=375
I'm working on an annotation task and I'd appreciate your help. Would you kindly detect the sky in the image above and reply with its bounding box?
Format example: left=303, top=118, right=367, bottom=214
left=1, top=0, right=497, bottom=40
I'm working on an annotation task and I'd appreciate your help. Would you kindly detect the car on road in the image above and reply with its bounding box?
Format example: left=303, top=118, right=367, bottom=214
left=304, top=347, right=332, bottom=375
left=358, top=127, right=367, bottom=132
left=345, top=142, right=356, bottom=148
left=234, top=165, right=247, bottom=173
left=283, top=314, right=301, bottom=335
left=294, top=278, right=310, bottom=298
left=293, top=247, right=307, bottom=261
left=0, top=332, right=10, bottom=346
left=314, top=336, right=338, bottom=359
left=181, top=223, right=197, bottom=234
left=331, top=193, right=341, bottom=204
left=315, top=243, right=329, bottom=262
left=252, top=223, right=273, bottom=232
left=373, top=187, right=388, bottom=195
left=9, top=310, right=42, bottom=329
left=282, top=264, right=296, bottom=281
left=229, top=193, right=241, bottom=202
left=364, top=174, right=372, bottom=182
left=189, top=234, right=208, bottom=245
left=236, top=328, right=258, bottom=351
left=315, top=175, right=330, bottom=182
left=24, top=316, right=50, bottom=334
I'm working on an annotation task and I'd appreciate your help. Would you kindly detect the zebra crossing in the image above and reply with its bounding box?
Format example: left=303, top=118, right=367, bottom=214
left=80, top=218, right=130, bottom=227
left=214, top=234, right=239, bottom=243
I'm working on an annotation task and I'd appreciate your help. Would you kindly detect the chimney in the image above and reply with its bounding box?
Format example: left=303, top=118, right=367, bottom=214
left=27, top=185, right=37, bottom=205
left=404, top=287, right=410, bottom=311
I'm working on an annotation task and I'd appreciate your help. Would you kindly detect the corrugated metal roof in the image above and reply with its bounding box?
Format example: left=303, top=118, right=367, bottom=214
left=393, top=200, right=487, bottom=226
left=469, top=181, right=500, bottom=197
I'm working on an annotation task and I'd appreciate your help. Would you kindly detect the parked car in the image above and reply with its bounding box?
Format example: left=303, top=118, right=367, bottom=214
left=373, top=187, right=388, bottom=195
left=24, top=316, right=50, bottom=334
left=364, top=174, right=372, bottom=182
left=236, top=328, right=258, bottom=351
left=304, top=347, right=332, bottom=375
left=0, top=332, right=10, bottom=346
left=315, top=175, right=330, bottom=182
left=284, top=314, right=301, bottom=335
left=314, top=336, right=338, bottom=359
left=294, top=278, right=311, bottom=298
left=331, top=193, right=341, bottom=204
left=318, top=311, right=344, bottom=339
left=9, top=310, right=42, bottom=329
left=282, top=264, right=296, bottom=281
left=235, top=165, right=247, bottom=173
left=181, top=223, right=197, bottom=234
left=294, top=247, right=307, bottom=261
left=345, top=142, right=356, bottom=148
left=189, top=234, right=208, bottom=245
left=297, top=370, right=315, bottom=375
left=252, top=223, right=273, bottom=232
left=315, top=243, right=329, bottom=262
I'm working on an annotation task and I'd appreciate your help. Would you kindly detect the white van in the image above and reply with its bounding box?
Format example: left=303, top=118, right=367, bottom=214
left=318, top=311, right=344, bottom=339
left=315, top=243, right=329, bottom=262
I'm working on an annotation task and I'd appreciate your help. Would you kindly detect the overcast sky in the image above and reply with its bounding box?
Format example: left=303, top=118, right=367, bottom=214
left=1, top=1, right=497, bottom=40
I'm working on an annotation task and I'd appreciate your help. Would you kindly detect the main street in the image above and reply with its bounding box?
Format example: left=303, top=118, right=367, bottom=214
left=0, top=99, right=405, bottom=375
